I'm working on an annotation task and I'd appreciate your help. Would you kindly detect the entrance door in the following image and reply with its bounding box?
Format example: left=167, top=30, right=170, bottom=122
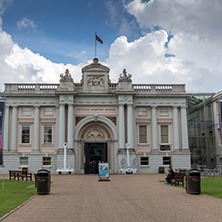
left=84, top=143, right=107, bottom=174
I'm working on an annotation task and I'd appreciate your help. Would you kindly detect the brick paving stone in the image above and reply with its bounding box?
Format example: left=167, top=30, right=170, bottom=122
left=2, top=174, right=222, bottom=222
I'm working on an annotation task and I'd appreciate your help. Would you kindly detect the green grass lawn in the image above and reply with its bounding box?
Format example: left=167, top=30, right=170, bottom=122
left=0, top=179, right=36, bottom=218
left=160, top=177, right=222, bottom=199
left=201, top=177, right=222, bottom=198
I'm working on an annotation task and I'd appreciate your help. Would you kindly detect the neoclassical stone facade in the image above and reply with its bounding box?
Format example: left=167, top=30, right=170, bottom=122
left=1, top=58, right=191, bottom=174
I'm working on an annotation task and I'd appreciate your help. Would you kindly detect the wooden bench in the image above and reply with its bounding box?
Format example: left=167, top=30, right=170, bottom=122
left=9, top=170, right=19, bottom=180
left=9, top=170, right=32, bottom=181
left=170, top=172, right=185, bottom=186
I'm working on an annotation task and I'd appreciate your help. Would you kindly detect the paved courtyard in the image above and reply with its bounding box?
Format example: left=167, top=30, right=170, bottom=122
left=2, top=174, right=222, bottom=222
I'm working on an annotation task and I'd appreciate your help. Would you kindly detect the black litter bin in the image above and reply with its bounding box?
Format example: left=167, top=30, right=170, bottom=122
left=159, top=167, right=165, bottom=174
left=186, top=169, right=200, bottom=195
left=37, top=169, right=51, bottom=195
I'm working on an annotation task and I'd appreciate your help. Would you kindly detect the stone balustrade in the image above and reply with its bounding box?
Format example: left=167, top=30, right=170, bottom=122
left=3, top=83, right=186, bottom=95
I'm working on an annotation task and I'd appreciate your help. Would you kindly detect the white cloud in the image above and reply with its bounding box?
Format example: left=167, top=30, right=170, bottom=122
left=126, top=0, right=222, bottom=37
left=106, top=30, right=191, bottom=85
left=0, top=30, right=86, bottom=91
left=122, top=0, right=222, bottom=92
left=17, top=17, right=37, bottom=30
left=0, top=0, right=222, bottom=94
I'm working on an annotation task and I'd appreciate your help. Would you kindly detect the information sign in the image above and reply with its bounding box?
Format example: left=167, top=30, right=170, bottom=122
left=98, top=163, right=110, bottom=181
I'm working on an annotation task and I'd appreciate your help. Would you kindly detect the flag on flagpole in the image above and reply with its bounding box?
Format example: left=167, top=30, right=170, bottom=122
left=96, top=34, right=103, bottom=44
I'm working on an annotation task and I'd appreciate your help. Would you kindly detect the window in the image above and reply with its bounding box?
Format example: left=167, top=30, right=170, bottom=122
left=44, top=107, right=53, bottom=116
left=160, top=108, right=168, bottom=116
left=44, top=125, right=52, bottom=144
left=139, top=125, right=147, bottom=143
left=161, top=125, right=169, bottom=143
left=208, top=105, right=212, bottom=119
left=22, top=125, right=30, bottom=143
left=138, top=108, right=147, bottom=116
left=20, top=157, right=28, bottom=166
left=163, top=157, right=171, bottom=165
left=22, top=107, right=31, bottom=115
left=140, top=157, right=149, bottom=166
left=43, top=157, right=51, bottom=166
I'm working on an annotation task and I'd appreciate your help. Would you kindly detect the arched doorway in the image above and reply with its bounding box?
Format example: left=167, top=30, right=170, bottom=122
left=78, top=122, right=113, bottom=174
left=84, top=142, right=107, bottom=174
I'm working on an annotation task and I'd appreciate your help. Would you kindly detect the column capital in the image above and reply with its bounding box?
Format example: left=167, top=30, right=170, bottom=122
left=33, top=105, right=40, bottom=108
left=11, top=104, right=18, bottom=108
left=180, top=105, right=187, bottom=109
left=127, top=103, right=133, bottom=106
left=151, top=105, right=158, bottom=108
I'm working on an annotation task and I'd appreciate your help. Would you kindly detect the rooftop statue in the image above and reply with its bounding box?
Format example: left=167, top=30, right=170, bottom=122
left=60, top=69, right=73, bottom=82
left=119, top=69, right=132, bottom=82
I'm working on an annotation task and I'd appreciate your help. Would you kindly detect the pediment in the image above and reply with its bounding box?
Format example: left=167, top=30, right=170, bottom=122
left=81, top=58, right=111, bottom=93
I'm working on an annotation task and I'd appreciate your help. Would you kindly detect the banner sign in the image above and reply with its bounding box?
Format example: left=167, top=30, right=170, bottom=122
left=0, top=102, right=5, bottom=166
left=219, top=102, right=222, bottom=137
left=98, top=163, right=109, bottom=179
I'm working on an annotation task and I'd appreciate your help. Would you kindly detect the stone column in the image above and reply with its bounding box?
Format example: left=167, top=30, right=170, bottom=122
left=59, top=104, right=65, bottom=148
left=127, top=104, right=134, bottom=148
left=3, top=105, right=9, bottom=150
left=10, top=105, right=18, bottom=151
left=173, top=106, right=180, bottom=150
left=118, top=104, right=125, bottom=148
left=151, top=106, right=158, bottom=150
left=181, top=106, right=189, bottom=149
left=33, top=106, right=40, bottom=151
left=67, top=104, right=74, bottom=149
left=55, top=106, right=59, bottom=149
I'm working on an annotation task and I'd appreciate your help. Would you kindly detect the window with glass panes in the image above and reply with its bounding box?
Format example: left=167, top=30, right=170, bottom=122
left=139, top=125, right=147, bottom=143
left=22, top=107, right=31, bottom=115
left=20, top=157, right=28, bottom=165
left=163, top=157, right=171, bottom=165
left=161, top=125, right=169, bottom=143
left=43, top=157, right=51, bottom=166
left=140, top=157, right=149, bottom=166
left=44, top=125, right=52, bottom=143
left=138, top=108, right=147, bottom=116
left=44, top=107, right=53, bottom=116
left=22, top=125, right=30, bottom=143
left=160, top=108, right=168, bottom=116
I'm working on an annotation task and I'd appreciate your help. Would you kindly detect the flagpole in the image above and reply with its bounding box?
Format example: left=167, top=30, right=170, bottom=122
left=95, top=32, right=97, bottom=58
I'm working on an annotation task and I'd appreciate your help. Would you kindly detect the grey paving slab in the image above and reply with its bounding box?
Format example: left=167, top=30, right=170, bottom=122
left=2, top=174, right=222, bottom=222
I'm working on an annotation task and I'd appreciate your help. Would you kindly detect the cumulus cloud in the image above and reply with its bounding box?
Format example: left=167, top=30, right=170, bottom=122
left=106, top=30, right=192, bottom=85
left=0, top=30, right=86, bottom=91
left=17, top=17, right=37, bottom=30
left=126, top=0, right=222, bottom=37
left=123, top=0, right=222, bottom=92
left=0, top=0, right=222, bottom=93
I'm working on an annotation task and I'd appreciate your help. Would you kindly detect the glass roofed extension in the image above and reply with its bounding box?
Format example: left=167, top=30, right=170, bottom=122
left=187, top=93, right=216, bottom=169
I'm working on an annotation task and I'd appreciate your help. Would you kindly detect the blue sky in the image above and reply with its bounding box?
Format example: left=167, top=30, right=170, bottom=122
left=2, top=0, right=140, bottom=64
left=0, top=0, right=222, bottom=93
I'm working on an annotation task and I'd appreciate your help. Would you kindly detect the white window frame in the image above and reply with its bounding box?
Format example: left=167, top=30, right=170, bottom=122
left=44, top=125, right=52, bottom=144
left=160, top=125, right=169, bottom=144
left=163, top=156, right=171, bottom=165
left=20, top=157, right=28, bottom=168
left=44, top=107, right=53, bottom=116
left=138, top=108, right=147, bottom=116
left=22, top=107, right=31, bottom=116
left=21, top=125, right=30, bottom=144
left=140, top=157, right=149, bottom=166
left=160, top=108, right=168, bottom=116
left=42, top=157, right=51, bottom=168
left=139, top=125, right=147, bottom=144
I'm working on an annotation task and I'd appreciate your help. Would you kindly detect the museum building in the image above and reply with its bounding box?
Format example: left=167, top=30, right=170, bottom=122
left=1, top=58, right=191, bottom=174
